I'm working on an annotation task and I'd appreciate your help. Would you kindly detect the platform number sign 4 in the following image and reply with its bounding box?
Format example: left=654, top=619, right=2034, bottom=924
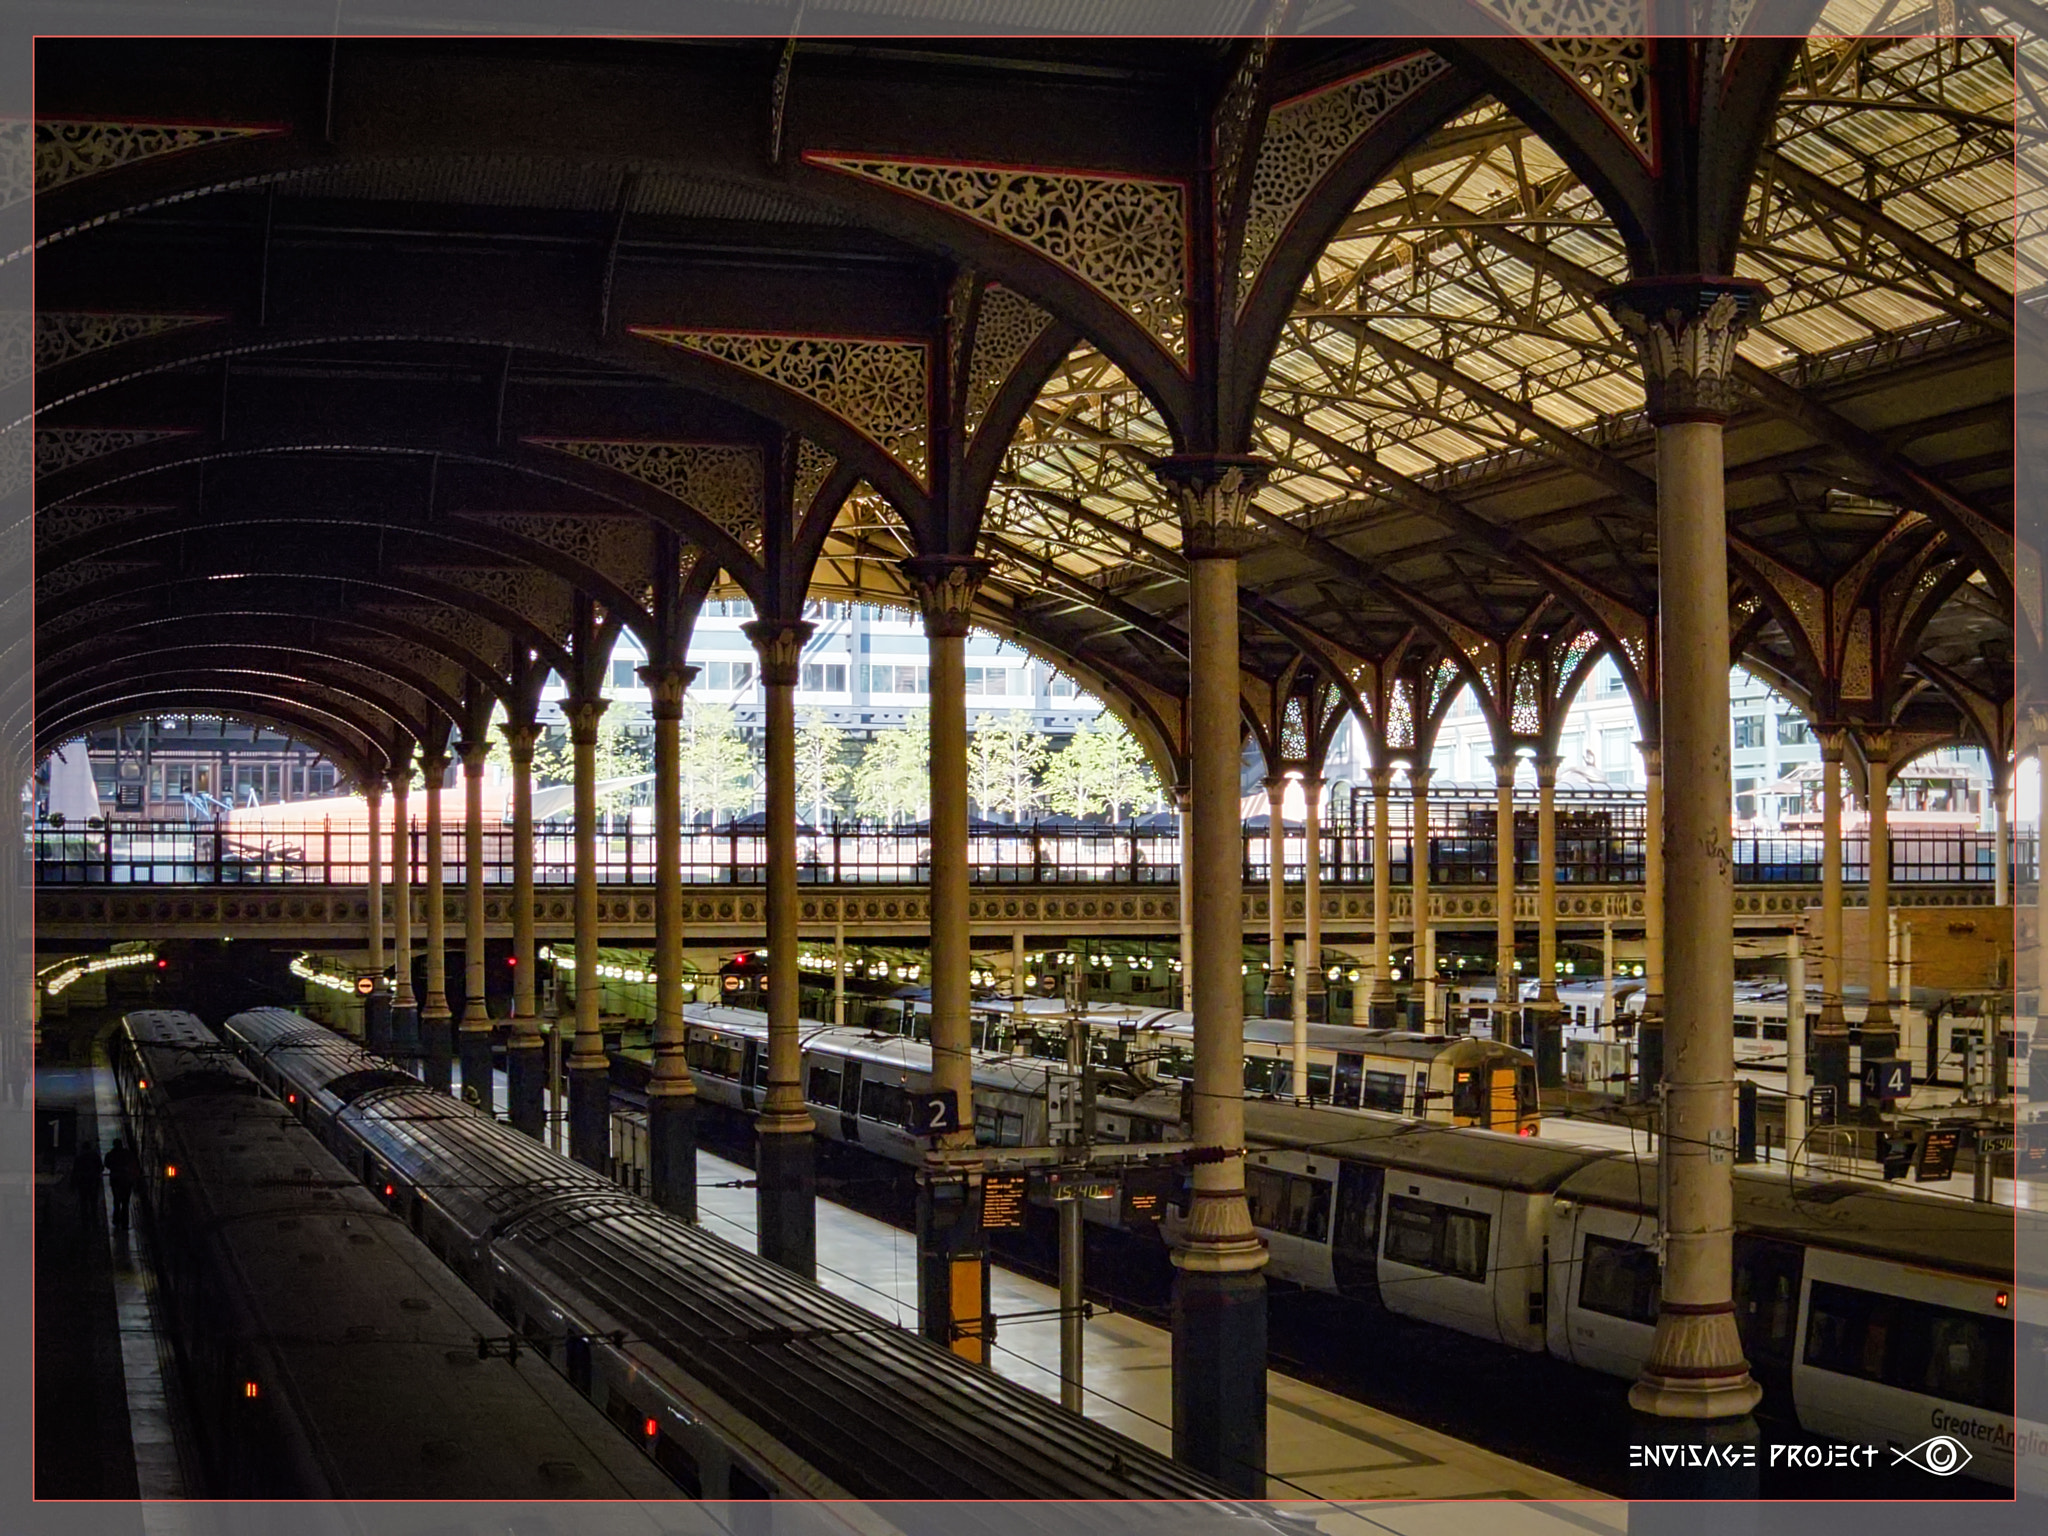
left=1861, top=1058, right=1912, bottom=1105
left=911, top=1089, right=959, bottom=1138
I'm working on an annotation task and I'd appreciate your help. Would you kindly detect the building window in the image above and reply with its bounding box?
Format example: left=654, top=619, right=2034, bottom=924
left=1602, top=671, right=1625, bottom=695
left=963, top=665, right=1009, bottom=697
left=611, top=659, right=641, bottom=689
left=862, top=664, right=929, bottom=696
left=1047, top=673, right=1078, bottom=699
left=800, top=662, right=847, bottom=693
left=1734, top=715, right=1765, bottom=749
left=1777, top=715, right=1812, bottom=745
left=701, top=660, right=755, bottom=692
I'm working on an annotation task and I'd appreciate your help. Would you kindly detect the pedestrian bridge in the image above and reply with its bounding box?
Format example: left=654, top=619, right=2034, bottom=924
left=32, top=821, right=2005, bottom=950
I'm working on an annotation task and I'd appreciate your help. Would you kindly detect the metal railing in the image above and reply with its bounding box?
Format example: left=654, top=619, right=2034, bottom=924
left=27, top=817, right=2040, bottom=889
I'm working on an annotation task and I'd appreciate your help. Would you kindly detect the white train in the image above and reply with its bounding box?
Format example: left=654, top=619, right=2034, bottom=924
left=947, top=996, right=1544, bottom=1133
left=636, top=1002, right=2035, bottom=1485
left=1186, top=1097, right=2038, bottom=1487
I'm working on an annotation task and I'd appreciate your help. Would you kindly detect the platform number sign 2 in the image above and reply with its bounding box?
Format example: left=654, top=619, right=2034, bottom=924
left=911, top=1089, right=959, bottom=1138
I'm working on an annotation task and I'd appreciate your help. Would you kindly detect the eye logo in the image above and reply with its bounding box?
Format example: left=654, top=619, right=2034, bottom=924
left=1892, top=1435, right=1972, bottom=1476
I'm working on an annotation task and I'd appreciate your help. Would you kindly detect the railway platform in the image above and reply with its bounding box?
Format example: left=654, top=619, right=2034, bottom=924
left=687, top=1148, right=1608, bottom=1509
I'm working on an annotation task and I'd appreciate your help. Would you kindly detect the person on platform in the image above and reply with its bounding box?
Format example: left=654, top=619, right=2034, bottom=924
left=102, top=1137, right=140, bottom=1231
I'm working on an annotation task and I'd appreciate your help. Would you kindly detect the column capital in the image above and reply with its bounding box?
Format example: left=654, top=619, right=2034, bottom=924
left=1488, top=752, right=1521, bottom=787
left=459, top=738, right=490, bottom=774
left=1858, top=726, right=1893, bottom=765
left=899, top=555, right=992, bottom=639
left=1601, top=278, right=1767, bottom=424
left=742, top=619, right=815, bottom=686
left=1262, top=773, right=1290, bottom=795
left=419, top=751, right=451, bottom=781
left=1817, top=725, right=1847, bottom=762
left=1636, top=739, right=1663, bottom=774
left=365, top=779, right=385, bottom=802
left=1366, top=766, right=1393, bottom=794
left=1532, top=753, right=1561, bottom=789
left=499, top=718, right=542, bottom=764
left=1407, top=765, right=1434, bottom=792
left=1154, top=454, right=1272, bottom=559
left=565, top=695, right=609, bottom=745
left=388, top=764, right=412, bottom=795
left=636, top=662, right=698, bottom=719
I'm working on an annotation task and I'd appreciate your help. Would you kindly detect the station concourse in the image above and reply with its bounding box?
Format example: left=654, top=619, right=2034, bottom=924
left=20, top=25, right=2028, bottom=1507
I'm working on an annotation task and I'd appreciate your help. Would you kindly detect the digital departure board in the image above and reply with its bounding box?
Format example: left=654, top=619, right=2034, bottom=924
left=982, top=1170, right=1028, bottom=1230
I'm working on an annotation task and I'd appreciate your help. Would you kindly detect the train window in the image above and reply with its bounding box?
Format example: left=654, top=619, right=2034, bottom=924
left=973, top=1106, right=1025, bottom=1146
left=1307, top=1062, right=1333, bottom=1101
left=654, top=1434, right=702, bottom=1496
left=1333, top=1054, right=1363, bottom=1110
left=1517, top=1067, right=1538, bottom=1115
left=749, top=1052, right=770, bottom=1088
left=1451, top=1069, right=1483, bottom=1119
left=805, top=1066, right=843, bottom=1108
left=1382, top=1195, right=1490, bottom=1281
left=1762, top=1023, right=1787, bottom=1043
left=693, top=1041, right=744, bottom=1079
left=1243, top=1057, right=1280, bottom=1096
left=1578, top=1235, right=1660, bottom=1325
left=1245, top=1165, right=1287, bottom=1231
left=858, top=1080, right=910, bottom=1127
left=1803, top=1281, right=2012, bottom=1414
left=1284, top=1176, right=1331, bottom=1242
left=1361, top=1071, right=1406, bottom=1113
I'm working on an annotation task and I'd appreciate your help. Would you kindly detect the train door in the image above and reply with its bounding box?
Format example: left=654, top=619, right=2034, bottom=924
left=1732, top=1234, right=1804, bottom=1415
left=1487, top=1066, right=1519, bottom=1129
left=1333, top=1052, right=1363, bottom=1110
left=739, top=1041, right=760, bottom=1112
left=839, top=1060, right=863, bottom=1144
left=1330, top=1161, right=1383, bottom=1303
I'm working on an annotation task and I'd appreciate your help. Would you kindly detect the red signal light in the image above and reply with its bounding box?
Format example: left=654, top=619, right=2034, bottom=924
left=165, top=1164, right=178, bottom=1178
left=507, top=956, right=517, bottom=966
left=243, top=1381, right=260, bottom=1399
left=287, top=1093, right=297, bottom=1105
left=1518, top=1125, right=1537, bottom=1137
left=383, top=1183, right=395, bottom=1198
left=643, top=1418, right=658, bottom=1439
left=156, top=959, right=168, bottom=970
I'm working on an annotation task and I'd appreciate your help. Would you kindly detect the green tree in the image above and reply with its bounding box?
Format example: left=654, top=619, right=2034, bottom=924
left=967, top=714, right=1048, bottom=823
left=678, top=701, right=753, bottom=825
left=1044, top=715, right=1158, bottom=822
left=853, top=712, right=930, bottom=825
left=526, top=708, right=648, bottom=811
left=795, top=713, right=853, bottom=826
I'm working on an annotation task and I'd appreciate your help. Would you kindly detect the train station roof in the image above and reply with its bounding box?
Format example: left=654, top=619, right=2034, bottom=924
left=24, top=30, right=2023, bottom=785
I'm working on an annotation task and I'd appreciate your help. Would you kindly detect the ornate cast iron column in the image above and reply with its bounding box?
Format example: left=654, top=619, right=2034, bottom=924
left=1606, top=276, right=1766, bottom=1427
left=458, top=739, right=493, bottom=1107
left=1811, top=728, right=1849, bottom=1106
left=567, top=695, right=612, bottom=1171
left=419, top=750, right=454, bottom=1094
left=1491, top=752, right=1520, bottom=1042
left=902, top=555, right=992, bottom=1363
left=1262, top=774, right=1290, bottom=1019
left=388, top=762, right=419, bottom=1060
left=364, top=781, right=389, bottom=1054
left=1301, top=775, right=1325, bottom=1022
left=1411, top=766, right=1433, bottom=1025
left=639, top=662, right=700, bottom=1220
left=745, top=621, right=819, bottom=1275
left=1532, top=752, right=1564, bottom=1087
left=1861, top=733, right=1896, bottom=1056
left=501, top=720, right=546, bottom=1139
left=1369, top=766, right=1396, bottom=1026
left=1155, top=453, right=1269, bottom=1498
left=1637, top=737, right=1666, bottom=1096
left=1175, top=780, right=1195, bottom=1010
